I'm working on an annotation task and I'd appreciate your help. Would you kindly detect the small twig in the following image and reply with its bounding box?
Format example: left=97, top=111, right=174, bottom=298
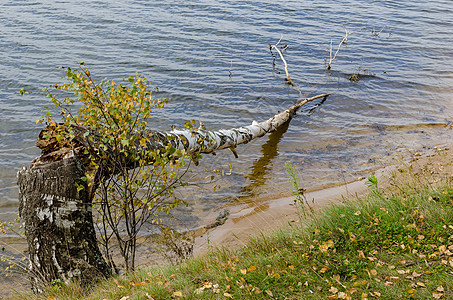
left=371, top=25, right=389, bottom=37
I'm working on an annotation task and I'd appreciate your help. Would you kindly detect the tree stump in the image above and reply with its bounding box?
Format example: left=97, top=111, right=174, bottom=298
left=17, top=154, right=111, bottom=292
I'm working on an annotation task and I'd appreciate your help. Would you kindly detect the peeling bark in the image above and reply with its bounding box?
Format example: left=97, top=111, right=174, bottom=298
left=144, top=94, right=329, bottom=156
left=18, top=155, right=111, bottom=292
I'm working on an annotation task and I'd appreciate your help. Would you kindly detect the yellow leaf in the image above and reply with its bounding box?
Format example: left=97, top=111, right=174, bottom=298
left=224, top=292, right=233, bottom=298
left=272, top=273, right=280, bottom=279
left=416, top=282, right=426, bottom=287
left=47, top=297, right=56, bottom=300
left=173, top=291, right=183, bottom=297
left=248, top=265, right=257, bottom=272
left=113, top=278, right=125, bottom=288
left=327, top=295, right=337, bottom=300
left=240, top=269, right=247, bottom=275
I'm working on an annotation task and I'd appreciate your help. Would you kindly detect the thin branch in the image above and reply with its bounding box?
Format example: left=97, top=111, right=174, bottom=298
left=326, top=26, right=364, bottom=70
left=270, top=37, right=296, bottom=87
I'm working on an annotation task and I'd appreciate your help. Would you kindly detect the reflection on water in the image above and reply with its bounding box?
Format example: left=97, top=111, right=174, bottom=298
left=241, top=120, right=290, bottom=197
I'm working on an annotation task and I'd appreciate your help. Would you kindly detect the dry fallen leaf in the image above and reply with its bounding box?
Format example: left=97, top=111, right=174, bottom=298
left=329, top=286, right=339, bottom=293
left=432, top=292, right=443, bottom=299
left=248, top=265, right=257, bottom=272
left=437, top=286, right=445, bottom=292
left=119, top=296, right=130, bottom=300
left=223, top=292, right=233, bottom=298
left=240, top=269, right=247, bottom=275
left=265, top=290, right=273, bottom=297
left=390, top=276, right=399, bottom=281
left=412, top=271, right=422, bottom=278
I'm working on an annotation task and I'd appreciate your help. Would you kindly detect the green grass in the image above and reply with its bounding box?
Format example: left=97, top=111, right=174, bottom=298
left=11, top=158, right=453, bottom=299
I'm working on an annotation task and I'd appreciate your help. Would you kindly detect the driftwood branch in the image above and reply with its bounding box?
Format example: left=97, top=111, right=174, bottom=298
left=326, top=26, right=364, bottom=70
left=270, top=37, right=296, bottom=87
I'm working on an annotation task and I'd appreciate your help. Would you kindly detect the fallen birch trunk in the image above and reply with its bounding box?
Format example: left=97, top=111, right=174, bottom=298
left=18, top=93, right=328, bottom=290
left=147, top=94, right=329, bottom=157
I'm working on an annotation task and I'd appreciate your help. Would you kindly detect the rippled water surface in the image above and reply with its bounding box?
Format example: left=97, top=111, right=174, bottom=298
left=1, top=0, right=453, bottom=227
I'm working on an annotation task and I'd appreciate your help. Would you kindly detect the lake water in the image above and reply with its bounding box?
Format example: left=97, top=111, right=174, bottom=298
left=1, top=0, right=453, bottom=230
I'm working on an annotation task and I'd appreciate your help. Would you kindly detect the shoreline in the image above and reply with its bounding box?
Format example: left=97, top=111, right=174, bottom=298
left=193, top=143, right=452, bottom=256
left=0, top=143, right=451, bottom=297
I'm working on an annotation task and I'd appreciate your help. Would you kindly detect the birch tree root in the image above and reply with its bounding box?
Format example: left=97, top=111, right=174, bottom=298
left=18, top=155, right=111, bottom=292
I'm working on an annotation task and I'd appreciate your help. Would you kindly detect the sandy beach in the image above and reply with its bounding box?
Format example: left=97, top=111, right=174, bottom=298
left=193, top=144, right=453, bottom=256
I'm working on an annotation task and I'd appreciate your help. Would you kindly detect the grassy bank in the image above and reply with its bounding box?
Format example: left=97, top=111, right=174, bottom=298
left=12, top=151, right=453, bottom=299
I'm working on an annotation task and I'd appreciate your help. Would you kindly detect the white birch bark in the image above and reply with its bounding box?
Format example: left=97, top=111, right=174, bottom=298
left=146, top=94, right=329, bottom=157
